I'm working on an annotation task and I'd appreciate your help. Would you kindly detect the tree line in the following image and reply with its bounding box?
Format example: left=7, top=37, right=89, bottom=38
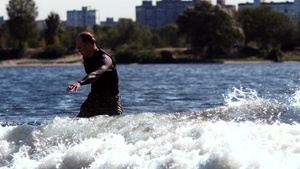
left=1, top=0, right=300, bottom=62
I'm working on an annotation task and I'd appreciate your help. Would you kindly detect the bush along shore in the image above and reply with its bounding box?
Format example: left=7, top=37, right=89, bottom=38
left=1, top=47, right=300, bottom=66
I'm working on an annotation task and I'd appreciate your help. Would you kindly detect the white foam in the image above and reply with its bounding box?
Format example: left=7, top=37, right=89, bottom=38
left=1, top=113, right=300, bottom=168
left=219, top=87, right=285, bottom=122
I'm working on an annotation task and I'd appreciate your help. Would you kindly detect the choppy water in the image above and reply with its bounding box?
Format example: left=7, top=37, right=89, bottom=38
left=1, top=63, right=300, bottom=168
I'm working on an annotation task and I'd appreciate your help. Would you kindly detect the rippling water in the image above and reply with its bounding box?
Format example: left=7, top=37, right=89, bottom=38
left=1, top=63, right=300, bottom=168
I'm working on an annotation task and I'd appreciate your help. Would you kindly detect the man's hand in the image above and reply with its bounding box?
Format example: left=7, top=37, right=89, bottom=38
left=67, top=82, right=81, bottom=92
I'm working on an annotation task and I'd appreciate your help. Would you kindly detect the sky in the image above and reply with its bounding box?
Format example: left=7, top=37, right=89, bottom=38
left=0, top=0, right=291, bottom=22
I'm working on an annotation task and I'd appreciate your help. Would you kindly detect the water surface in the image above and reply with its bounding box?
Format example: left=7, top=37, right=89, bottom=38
left=1, top=63, right=300, bottom=168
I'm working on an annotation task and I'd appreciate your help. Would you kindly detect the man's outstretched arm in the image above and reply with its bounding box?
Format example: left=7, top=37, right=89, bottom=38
left=66, top=55, right=112, bottom=92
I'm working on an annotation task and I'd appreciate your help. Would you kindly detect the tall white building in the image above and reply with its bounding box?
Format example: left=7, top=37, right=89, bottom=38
left=67, top=7, right=100, bottom=28
left=239, top=0, right=300, bottom=20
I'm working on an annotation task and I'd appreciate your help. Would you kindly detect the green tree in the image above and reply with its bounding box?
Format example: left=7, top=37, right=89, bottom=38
left=238, top=6, right=297, bottom=51
left=113, top=19, right=156, bottom=63
left=6, top=0, right=38, bottom=50
left=252, top=6, right=292, bottom=49
left=177, top=1, right=243, bottom=58
left=60, top=26, right=88, bottom=50
left=237, top=7, right=256, bottom=48
left=27, top=28, right=41, bottom=48
left=45, top=12, right=61, bottom=45
left=152, top=24, right=185, bottom=47
left=0, top=23, right=16, bottom=49
left=268, top=12, right=297, bottom=50
left=93, top=25, right=118, bottom=49
left=115, top=19, right=153, bottom=49
left=151, top=33, right=165, bottom=48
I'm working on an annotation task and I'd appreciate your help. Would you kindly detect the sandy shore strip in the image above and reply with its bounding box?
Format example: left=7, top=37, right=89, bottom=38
left=0, top=53, right=83, bottom=67
left=223, top=61, right=274, bottom=64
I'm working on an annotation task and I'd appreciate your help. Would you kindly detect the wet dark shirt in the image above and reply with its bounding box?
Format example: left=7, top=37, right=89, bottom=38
left=78, top=48, right=119, bottom=96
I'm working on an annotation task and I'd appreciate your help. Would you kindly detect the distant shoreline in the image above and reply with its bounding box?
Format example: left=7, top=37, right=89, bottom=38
left=1, top=58, right=299, bottom=67
left=1, top=47, right=300, bottom=67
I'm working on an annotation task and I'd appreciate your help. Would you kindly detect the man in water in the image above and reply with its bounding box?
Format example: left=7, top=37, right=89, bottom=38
left=67, top=32, right=122, bottom=117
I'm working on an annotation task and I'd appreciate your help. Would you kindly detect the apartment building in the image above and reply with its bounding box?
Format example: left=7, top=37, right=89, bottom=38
left=66, top=6, right=100, bottom=28
left=100, top=18, right=118, bottom=27
left=136, top=0, right=196, bottom=29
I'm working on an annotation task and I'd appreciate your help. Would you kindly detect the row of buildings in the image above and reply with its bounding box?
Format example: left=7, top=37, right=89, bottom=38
left=62, top=0, right=300, bottom=28
left=1, top=0, right=300, bottom=29
left=136, top=0, right=300, bottom=28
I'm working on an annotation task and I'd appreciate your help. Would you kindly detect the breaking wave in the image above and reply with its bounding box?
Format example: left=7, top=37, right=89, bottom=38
left=1, top=87, right=300, bottom=168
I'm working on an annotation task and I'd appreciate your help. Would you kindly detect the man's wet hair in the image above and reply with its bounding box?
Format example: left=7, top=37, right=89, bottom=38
left=77, top=32, right=96, bottom=45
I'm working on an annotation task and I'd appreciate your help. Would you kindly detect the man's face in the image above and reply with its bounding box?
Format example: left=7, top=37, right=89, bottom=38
left=76, top=38, right=91, bottom=57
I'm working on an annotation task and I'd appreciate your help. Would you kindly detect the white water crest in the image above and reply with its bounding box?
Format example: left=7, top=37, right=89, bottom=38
left=199, top=87, right=287, bottom=123
left=1, top=113, right=300, bottom=168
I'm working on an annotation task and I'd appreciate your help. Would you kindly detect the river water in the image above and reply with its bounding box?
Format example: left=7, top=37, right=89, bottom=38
left=1, top=63, right=300, bottom=168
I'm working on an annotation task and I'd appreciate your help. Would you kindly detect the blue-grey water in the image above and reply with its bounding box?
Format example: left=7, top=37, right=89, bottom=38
left=1, top=63, right=300, bottom=168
